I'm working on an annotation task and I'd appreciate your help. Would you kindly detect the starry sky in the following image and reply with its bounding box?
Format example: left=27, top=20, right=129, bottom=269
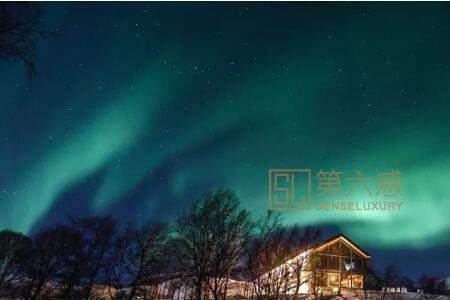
left=1, top=2, right=450, bottom=279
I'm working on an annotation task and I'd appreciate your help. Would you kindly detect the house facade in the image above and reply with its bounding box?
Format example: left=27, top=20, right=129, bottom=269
left=310, top=234, right=370, bottom=294
left=263, top=234, right=370, bottom=295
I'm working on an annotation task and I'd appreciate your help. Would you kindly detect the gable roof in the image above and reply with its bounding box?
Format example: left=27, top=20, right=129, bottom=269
left=313, top=234, right=371, bottom=258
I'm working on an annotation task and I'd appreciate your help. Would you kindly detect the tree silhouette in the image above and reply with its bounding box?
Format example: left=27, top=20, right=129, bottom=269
left=419, top=274, right=440, bottom=295
left=174, top=189, right=252, bottom=300
left=22, top=226, right=65, bottom=300
left=245, top=211, right=320, bottom=300
left=107, top=222, right=169, bottom=300
left=0, top=191, right=326, bottom=300
left=0, top=3, right=54, bottom=80
left=0, top=230, right=31, bottom=299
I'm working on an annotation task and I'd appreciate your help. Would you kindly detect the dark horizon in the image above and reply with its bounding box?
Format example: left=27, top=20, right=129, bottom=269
left=10, top=212, right=450, bottom=282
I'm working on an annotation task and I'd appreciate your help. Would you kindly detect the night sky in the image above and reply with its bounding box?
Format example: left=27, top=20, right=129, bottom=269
left=1, top=2, right=450, bottom=280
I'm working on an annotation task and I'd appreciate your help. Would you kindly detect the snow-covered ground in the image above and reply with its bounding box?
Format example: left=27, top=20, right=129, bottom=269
left=358, top=291, right=450, bottom=300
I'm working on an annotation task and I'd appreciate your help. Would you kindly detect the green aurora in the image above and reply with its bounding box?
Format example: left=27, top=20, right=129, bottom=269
left=0, top=3, right=450, bottom=264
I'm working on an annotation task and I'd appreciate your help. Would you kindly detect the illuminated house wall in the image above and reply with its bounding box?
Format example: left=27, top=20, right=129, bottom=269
left=263, top=234, right=370, bottom=294
left=311, top=235, right=370, bottom=294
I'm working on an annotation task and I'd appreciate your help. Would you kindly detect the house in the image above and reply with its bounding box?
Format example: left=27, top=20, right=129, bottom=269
left=134, top=234, right=371, bottom=300
left=262, top=234, right=370, bottom=295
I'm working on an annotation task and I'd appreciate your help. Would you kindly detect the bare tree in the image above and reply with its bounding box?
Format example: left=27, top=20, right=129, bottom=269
left=53, top=224, right=85, bottom=299
left=418, top=274, right=440, bottom=295
left=173, top=197, right=212, bottom=300
left=245, top=211, right=319, bottom=300
left=107, top=222, right=168, bottom=300
left=0, top=207, right=321, bottom=300
left=22, top=226, right=65, bottom=300
left=174, top=189, right=252, bottom=300
left=0, top=230, right=31, bottom=299
left=383, top=265, right=400, bottom=288
left=0, top=3, right=55, bottom=80
left=52, top=217, right=116, bottom=300
left=205, top=190, right=252, bottom=300
left=74, top=217, right=116, bottom=300
left=16, top=219, right=115, bottom=300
